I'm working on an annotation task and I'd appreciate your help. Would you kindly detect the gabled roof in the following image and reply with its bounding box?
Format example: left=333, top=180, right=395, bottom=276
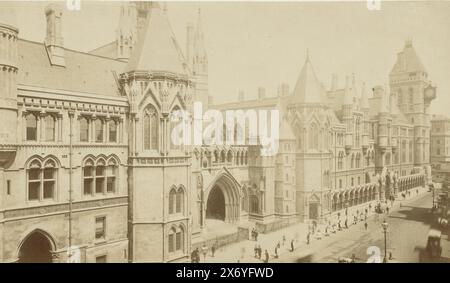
left=125, top=4, right=188, bottom=75
left=291, top=52, right=326, bottom=104
left=390, top=40, right=427, bottom=74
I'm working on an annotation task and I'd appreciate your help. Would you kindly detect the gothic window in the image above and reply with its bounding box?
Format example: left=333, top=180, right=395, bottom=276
left=250, top=195, right=259, bottom=214
left=79, top=117, right=89, bottom=142
left=402, top=140, right=406, bottom=163
left=351, top=154, right=355, bottom=169
left=83, top=158, right=94, bottom=195
left=27, top=158, right=57, bottom=201
left=168, top=226, right=185, bottom=253
left=176, top=187, right=185, bottom=214
left=106, top=159, right=117, bottom=193
left=109, top=120, right=118, bottom=143
left=227, top=151, right=233, bottom=163
left=170, top=106, right=181, bottom=150
left=169, top=187, right=176, bottom=214
left=143, top=104, right=159, bottom=150
left=45, top=115, right=55, bottom=142
left=26, top=113, right=37, bottom=141
left=356, top=153, right=360, bottom=168
left=338, top=152, right=344, bottom=170
left=95, top=119, right=104, bottom=143
left=244, top=152, right=248, bottom=165
left=95, top=159, right=106, bottom=194
left=309, top=123, right=318, bottom=150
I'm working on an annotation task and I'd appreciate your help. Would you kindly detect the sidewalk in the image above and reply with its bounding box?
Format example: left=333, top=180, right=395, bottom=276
left=202, top=186, right=429, bottom=263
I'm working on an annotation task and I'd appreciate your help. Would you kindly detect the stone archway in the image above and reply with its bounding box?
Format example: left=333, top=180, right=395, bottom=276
left=205, top=173, right=240, bottom=223
left=18, top=229, right=56, bottom=263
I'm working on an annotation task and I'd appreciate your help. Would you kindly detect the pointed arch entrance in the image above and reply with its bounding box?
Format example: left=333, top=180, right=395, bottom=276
left=18, top=229, right=56, bottom=263
left=205, top=172, right=240, bottom=223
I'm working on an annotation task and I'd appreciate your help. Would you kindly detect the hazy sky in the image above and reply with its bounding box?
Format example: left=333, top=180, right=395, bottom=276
left=11, top=1, right=450, bottom=115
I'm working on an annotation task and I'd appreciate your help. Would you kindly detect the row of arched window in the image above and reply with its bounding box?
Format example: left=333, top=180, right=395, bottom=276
left=25, top=112, right=58, bottom=142
left=79, top=116, right=120, bottom=143
left=82, top=156, right=119, bottom=196
left=199, top=149, right=249, bottom=168
left=27, top=155, right=120, bottom=202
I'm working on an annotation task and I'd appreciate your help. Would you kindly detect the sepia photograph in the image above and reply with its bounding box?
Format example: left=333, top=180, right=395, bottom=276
left=0, top=0, right=449, bottom=267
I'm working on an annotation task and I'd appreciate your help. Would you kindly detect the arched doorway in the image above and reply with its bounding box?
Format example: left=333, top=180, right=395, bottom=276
left=205, top=173, right=240, bottom=223
left=18, top=230, right=55, bottom=263
left=206, top=185, right=226, bottom=221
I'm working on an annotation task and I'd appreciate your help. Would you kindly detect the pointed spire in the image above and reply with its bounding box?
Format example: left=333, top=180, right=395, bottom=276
left=125, top=4, right=187, bottom=74
left=360, top=82, right=369, bottom=110
left=343, top=76, right=353, bottom=106
left=291, top=50, right=326, bottom=104
left=390, top=39, right=427, bottom=74
left=351, top=73, right=359, bottom=108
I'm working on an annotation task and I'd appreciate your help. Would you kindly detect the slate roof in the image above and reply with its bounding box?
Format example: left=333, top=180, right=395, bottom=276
left=17, top=39, right=125, bottom=96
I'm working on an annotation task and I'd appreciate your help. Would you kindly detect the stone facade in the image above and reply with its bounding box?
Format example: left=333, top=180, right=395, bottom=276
left=0, top=2, right=435, bottom=263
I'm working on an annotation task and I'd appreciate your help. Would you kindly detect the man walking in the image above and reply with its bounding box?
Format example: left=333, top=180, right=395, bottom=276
left=290, top=239, right=295, bottom=252
left=364, top=222, right=368, bottom=230
left=306, top=232, right=310, bottom=245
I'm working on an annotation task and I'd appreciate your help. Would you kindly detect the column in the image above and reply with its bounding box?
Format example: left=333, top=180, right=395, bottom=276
left=39, top=112, right=45, bottom=142
left=57, top=113, right=63, bottom=142
left=105, top=117, right=110, bottom=143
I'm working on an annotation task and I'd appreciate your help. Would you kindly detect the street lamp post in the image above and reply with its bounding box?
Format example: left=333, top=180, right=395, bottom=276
left=381, top=220, right=388, bottom=263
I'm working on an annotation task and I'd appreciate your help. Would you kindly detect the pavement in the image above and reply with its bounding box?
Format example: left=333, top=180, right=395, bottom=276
left=202, top=186, right=430, bottom=263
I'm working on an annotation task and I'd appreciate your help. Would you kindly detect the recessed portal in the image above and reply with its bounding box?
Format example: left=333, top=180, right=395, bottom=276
left=206, top=185, right=226, bottom=221
left=18, top=231, right=54, bottom=263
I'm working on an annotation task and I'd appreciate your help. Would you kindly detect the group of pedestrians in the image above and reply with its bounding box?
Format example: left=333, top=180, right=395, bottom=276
left=190, top=242, right=218, bottom=263
left=251, top=228, right=259, bottom=241
left=253, top=244, right=269, bottom=263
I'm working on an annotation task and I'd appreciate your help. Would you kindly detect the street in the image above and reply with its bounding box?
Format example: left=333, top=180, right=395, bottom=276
left=205, top=188, right=436, bottom=263
left=276, top=191, right=434, bottom=263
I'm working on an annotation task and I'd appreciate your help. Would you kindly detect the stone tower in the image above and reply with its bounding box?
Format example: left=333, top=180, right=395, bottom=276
left=116, top=2, right=138, bottom=60
left=0, top=2, right=19, bottom=160
left=389, top=40, right=436, bottom=167
left=187, top=9, right=209, bottom=109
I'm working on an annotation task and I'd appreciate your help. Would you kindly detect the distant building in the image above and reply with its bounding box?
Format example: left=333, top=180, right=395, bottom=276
left=0, top=1, right=436, bottom=263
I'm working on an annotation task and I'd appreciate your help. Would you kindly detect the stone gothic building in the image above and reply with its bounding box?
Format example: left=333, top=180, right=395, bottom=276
left=0, top=2, right=435, bottom=262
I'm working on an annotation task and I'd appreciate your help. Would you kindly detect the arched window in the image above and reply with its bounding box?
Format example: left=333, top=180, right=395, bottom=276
left=106, top=158, right=117, bottom=193
left=26, top=113, right=37, bottom=141
left=250, top=195, right=259, bottom=214
left=27, top=158, right=57, bottom=201
left=236, top=152, right=241, bottom=165
left=169, top=187, right=177, bottom=214
left=240, top=151, right=245, bottom=165
left=227, top=151, right=233, bottom=163
left=168, top=226, right=185, bottom=253
left=83, top=158, right=94, bottom=195
left=95, top=119, right=104, bottom=143
left=308, top=123, right=318, bottom=150
left=176, top=187, right=184, bottom=214
left=79, top=117, right=89, bottom=142
left=109, top=120, right=118, bottom=143
left=143, top=104, right=159, bottom=150
left=338, top=152, right=343, bottom=170
left=45, top=115, right=55, bottom=142
left=351, top=154, right=355, bottom=169
left=220, top=150, right=226, bottom=163
left=170, top=106, right=181, bottom=150
left=95, top=159, right=106, bottom=194
left=244, top=152, right=248, bottom=165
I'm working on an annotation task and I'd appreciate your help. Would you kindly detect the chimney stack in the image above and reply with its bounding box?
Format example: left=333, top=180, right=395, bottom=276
left=45, top=4, right=65, bottom=67
left=238, top=90, right=245, bottom=102
left=277, top=83, right=289, bottom=97
left=257, top=87, right=266, bottom=100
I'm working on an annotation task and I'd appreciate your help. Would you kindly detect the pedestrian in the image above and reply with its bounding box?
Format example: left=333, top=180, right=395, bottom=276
left=191, top=249, right=197, bottom=263
left=290, top=239, right=294, bottom=252
left=389, top=252, right=393, bottom=260
left=282, top=235, right=286, bottom=246
left=264, top=250, right=269, bottom=263
left=306, top=232, right=310, bottom=245
left=365, top=208, right=368, bottom=214
left=254, top=244, right=258, bottom=258
left=416, top=189, right=419, bottom=195
left=386, top=206, right=389, bottom=214
left=195, top=248, right=200, bottom=263
left=364, top=222, right=368, bottom=230
left=202, top=244, right=208, bottom=261
left=255, top=230, right=259, bottom=241
left=211, top=244, right=216, bottom=257
left=338, top=221, right=341, bottom=231
left=274, top=245, right=279, bottom=259
left=345, top=219, right=348, bottom=229
left=257, top=245, right=262, bottom=259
